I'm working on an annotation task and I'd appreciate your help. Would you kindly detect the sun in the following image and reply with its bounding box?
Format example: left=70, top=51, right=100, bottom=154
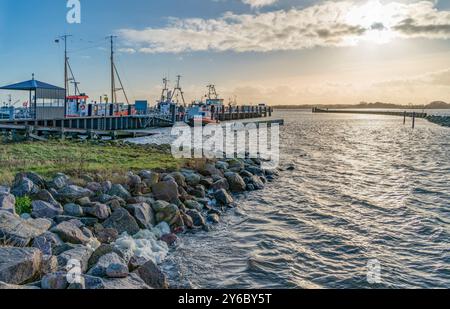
left=345, top=0, right=397, bottom=44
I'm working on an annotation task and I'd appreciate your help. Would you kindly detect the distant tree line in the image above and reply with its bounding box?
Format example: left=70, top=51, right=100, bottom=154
left=273, top=101, right=450, bottom=110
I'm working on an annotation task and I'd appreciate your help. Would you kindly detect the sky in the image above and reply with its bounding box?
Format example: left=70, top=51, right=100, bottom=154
left=1, top=0, right=450, bottom=106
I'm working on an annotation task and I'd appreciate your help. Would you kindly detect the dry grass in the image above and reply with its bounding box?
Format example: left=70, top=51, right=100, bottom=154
left=0, top=140, right=182, bottom=185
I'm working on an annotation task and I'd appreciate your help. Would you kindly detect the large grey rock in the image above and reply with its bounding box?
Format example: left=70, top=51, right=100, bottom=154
left=0, top=211, right=52, bottom=247
left=151, top=181, right=179, bottom=203
left=41, top=271, right=68, bottom=290
left=32, top=232, right=64, bottom=256
left=126, top=203, right=155, bottom=229
left=0, top=194, right=16, bottom=215
left=19, top=172, right=46, bottom=189
left=138, top=171, right=159, bottom=185
left=249, top=175, right=265, bottom=190
left=134, top=260, right=169, bottom=289
left=227, top=159, right=245, bottom=172
left=31, top=200, right=63, bottom=219
left=214, top=189, right=234, bottom=205
left=155, top=204, right=181, bottom=226
left=184, top=173, right=201, bottom=186
left=88, top=252, right=127, bottom=278
left=11, top=178, right=39, bottom=197
left=108, top=184, right=131, bottom=200
left=0, top=186, right=10, bottom=195
left=47, top=174, right=69, bottom=190
left=186, top=209, right=206, bottom=227
left=83, top=203, right=111, bottom=220
left=84, top=273, right=150, bottom=289
left=63, top=203, right=84, bottom=217
left=211, top=178, right=229, bottom=191
left=224, top=172, right=246, bottom=192
left=51, top=221, right=90, bottom=245
left=58, top=185, right=93, bottom=203
left=57, top=245, right=94, bottom=273
left=0, top=247, right=42, bottom=285
left=103, top=208, right=140, bottom=235
left=169, top=172, right=186, bottom=187
left=0, top=281, right=40, bottom=289
left=86, top=182, right=102, bottom=194
left=184, top=200, right=203, bottom=212
left=32, top=190, right=61, bottom=208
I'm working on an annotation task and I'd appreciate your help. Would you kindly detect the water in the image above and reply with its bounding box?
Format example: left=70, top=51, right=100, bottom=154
left=157, top=110, right=450, bottom=289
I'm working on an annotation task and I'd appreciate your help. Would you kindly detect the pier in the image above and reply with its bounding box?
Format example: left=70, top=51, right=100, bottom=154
left=312, top=107, right=428, bottom=118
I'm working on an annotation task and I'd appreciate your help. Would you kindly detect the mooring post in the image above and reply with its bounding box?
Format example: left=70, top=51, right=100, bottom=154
left=403, top=111, right=406, bottom=125
left=412, top=112, right=416, bottom=129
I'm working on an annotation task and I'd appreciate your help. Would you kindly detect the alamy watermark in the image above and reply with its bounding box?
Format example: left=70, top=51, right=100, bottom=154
left=367, top=259, right=382, bottom=285
left=66, top=259, right=82, bottom=284
left=67, top=0, right=81, bottom=24
left=171, top=122, right=280, bottom=169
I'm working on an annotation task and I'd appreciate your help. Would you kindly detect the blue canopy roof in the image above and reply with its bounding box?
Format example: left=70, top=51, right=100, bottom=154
left=0, top=79, right=64, bottom=91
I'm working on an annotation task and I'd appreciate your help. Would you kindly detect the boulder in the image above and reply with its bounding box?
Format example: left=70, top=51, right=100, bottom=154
left=77, top=197, right=91, bottom=207
left=0, top=211, right=52, bottom=247
left=106, top=263, right=129, bottom=279
left=83, top=203, right=111, bottom=220
left=224, top=172, right=246, bottom=192
left=0, top=186, right=10, bottom=195
left=0, top=282, right=40, bottom=289
left=20, top=172, right=46, bottom=189
left=214, top=189, right=234, bottom=205
left=186, top=209, right=206, bottom=227
left=32, top=190, right=61, bottom=208
left=184, top=200, right=203, bottom=212
left=32, top=232, right=64, bottom=256
left=249, top=175, right=265, bottom=190
left=0, top=247, right=42, bottom=285
left=199, top=163, right=223, bottom=177
left=134, top=260, right=169, bottom=289
left=246, top=165, right=264, bottom=176
left=41, top=255, right=59, bottom=275
left=57, top=245, right=93, bottom=273
left=155, top=204, right=180, bottom=225
left=216, top=161, right=229, bottom=170
left=11, top=178, right=39, bottom=197
left=199, top=178, right=213, bottom=189
left=101, top=181, right=113, bottom=193
left=58, top=185, right=93, bottom=203
left=51, top=221, right=90, bottom=245
left=47, top=174, right=70, bottom=190
left=108, top=184, right=131, bottom=200
left=41, top=271, right=68, bottom=290
left=211, top=178, right=229, bottom=191
left=0, top=194, right=16, bottom=215
left=94, top=228, right=118, bottom=244
left=103, top=208, right=140, bottom=236
left=207, top=213, right=220, bottom=224
left=227, top=159, right=245, bottom=172
left=100, top=273, right=150, bottom=289
left=160, top=233, right=178, bottom=246
left=126, top=203, right=155, bottom=229
left=169, top=172, right=186, bottom=187
left=88, top=252, right=127, bottom=278
left=151, top=200, right=170, bottom=213
left=139, top=171, right=160, bottom=186
left=88, top=244, right=126, bottom=270
left=184, top=173, right=201, bottom=186
left=31, top=200, right=63, bottom=219
left=86, top=182, right=102, bottom=194
left=128, top=175, right=142, bottom=187
left=151, top=181, right=179, bottom=203
left=188, top=186, right=206, bottom=198
left=181, top=213, right=194, bottom=229
left=63, top=203, right=84, bottom=217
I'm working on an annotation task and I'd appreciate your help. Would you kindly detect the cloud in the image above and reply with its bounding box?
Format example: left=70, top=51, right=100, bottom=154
left=118, top=0, right=450, bottom=54
left=242, top=0, right=278, bottom=8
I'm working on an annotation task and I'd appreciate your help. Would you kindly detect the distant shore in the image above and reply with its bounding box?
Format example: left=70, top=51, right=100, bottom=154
left=273, top=101, right=450, bottom=110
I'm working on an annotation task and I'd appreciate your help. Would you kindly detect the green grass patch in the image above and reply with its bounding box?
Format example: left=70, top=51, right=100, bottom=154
left=0, top=140, right=182, bottom=185
left=15, top=196, right=32, bottom=215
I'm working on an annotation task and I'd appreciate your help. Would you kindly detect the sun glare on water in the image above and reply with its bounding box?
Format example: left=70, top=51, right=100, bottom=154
left=345, top=0, right=397, bottom=44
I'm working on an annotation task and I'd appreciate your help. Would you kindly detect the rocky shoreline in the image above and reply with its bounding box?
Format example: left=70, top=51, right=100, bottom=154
left=0, top=153, right=278, bottom=289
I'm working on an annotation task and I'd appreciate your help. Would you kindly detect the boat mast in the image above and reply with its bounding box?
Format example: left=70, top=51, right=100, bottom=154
left=172, top=75, right=186, bottom=105
left=108, top=35, right=129, bottom=105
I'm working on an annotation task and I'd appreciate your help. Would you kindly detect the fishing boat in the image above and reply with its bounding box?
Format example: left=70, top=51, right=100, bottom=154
left=186, top=85, right=223, bottom=126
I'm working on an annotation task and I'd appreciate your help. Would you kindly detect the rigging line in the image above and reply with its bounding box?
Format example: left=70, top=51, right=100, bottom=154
left=114, top=64, right=129, bottom=105
left=114, top=58, right=136, bottom=102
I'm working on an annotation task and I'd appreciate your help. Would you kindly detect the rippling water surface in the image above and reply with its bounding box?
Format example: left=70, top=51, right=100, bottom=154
left=161, top=110, right=450, bottom=289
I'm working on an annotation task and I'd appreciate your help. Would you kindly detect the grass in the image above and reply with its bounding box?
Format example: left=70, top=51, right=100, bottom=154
left=0, top=140, right=182, bottom=185
left=15, top=196, right=32, bottom=215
